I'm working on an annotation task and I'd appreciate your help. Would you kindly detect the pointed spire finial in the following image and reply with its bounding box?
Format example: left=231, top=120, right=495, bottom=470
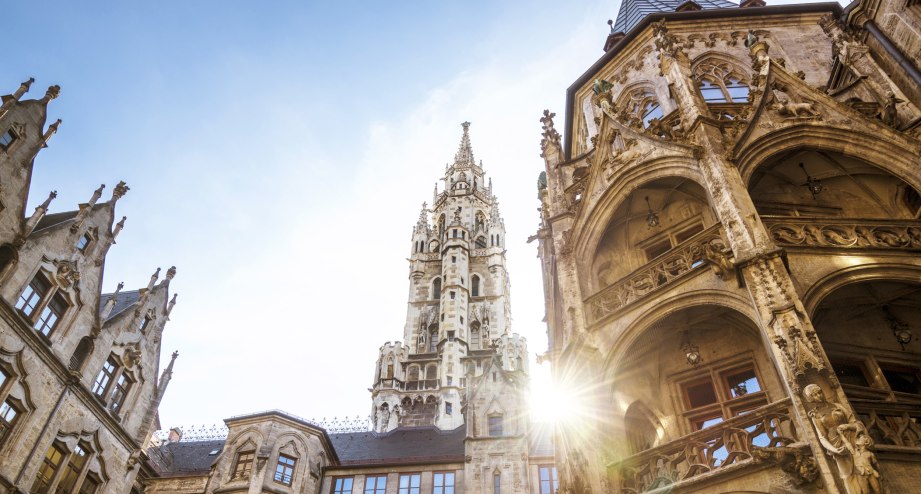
left=40, top=190, right=57, bottom=210
left=167, top=293, right=178, bottom=316
left=23, top=190, right=57, bottom=238
left=43, top=85, right=61, bottom=102
left=42, top=119, right=61, bottom=146
left=115, top=281, right=124, bottom=294
left=148, top=267, right=160, bottom=290
left=165, top=266, right=177, bottom=281
left=12, top=77, right=35, bottom=101
left=113, top=216, right=127, bottom=239
left=453, top=121, right=475, bottom=167
left=112, top=181, right=130, bottom=202
left=608, top=19, right=615, bottom=34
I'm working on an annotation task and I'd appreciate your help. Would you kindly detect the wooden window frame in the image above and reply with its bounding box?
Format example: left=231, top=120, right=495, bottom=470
left=433, top=471, right=455, bottom=494
left=637, top=217, right=705, bottom=263
left=363, top=475, right=386, bottom=494
left=33, top=442, right=67, bottom=494
left=397, top=473, right=421, bottom=494
left=331, top=476, right=354, bottom=494
left=272, top=453, right=297, bottom=486
left=15, top=272, right=72, bottom=339
left=231, top=450, right=255, bottom=480
left=0, top=128, right=18, bottom=150
left=672, top=354, right=769, bottom=432
left=538, top=465, right=559, bottom=494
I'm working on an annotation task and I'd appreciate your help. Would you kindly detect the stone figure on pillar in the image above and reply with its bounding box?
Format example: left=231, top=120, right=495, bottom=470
left=803, top=384, right=881, bottom=493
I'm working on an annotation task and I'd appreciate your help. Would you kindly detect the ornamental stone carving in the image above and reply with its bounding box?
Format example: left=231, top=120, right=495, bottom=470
left=767, top=219, right=921, bottom=250
left=53, top=259, right=80, bottom=288
left=803, top=384, right=882, bottom=494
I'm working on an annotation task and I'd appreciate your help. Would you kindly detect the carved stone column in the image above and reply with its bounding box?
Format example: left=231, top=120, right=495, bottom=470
left=652, top=20, right=883, bottom=493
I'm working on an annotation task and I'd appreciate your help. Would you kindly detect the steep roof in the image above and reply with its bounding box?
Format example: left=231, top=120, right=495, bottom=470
left=97, top=289, right=142, bottom=323
left=32, top=210, right=79, bottom=233
left=329, top=426, right=466, bottom=465
left=612, top=0, right=737, bottom=34
left=147, top=440, right=224, bottom=476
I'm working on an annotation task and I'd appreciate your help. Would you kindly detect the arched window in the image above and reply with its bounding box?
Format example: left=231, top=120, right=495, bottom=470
left=432, top=278, right=442, bottom=299
left=428, top=325, right=438, bottom=353
left=693, top=60, right=750, bottom=103
left=408, top=366, right=420, bottom=381
left=471, top=275, right=480, bottom=297
left=475, top=212, right=486, bottom=232
left=624, top=402, right=659, bottom=455
left=69, top=337, right=94, bottom=372
left=425, top=364, right=437, bottom=381
left=438, top=215, right=446, bottom=236
left=470, top=322, right=481, bottom=350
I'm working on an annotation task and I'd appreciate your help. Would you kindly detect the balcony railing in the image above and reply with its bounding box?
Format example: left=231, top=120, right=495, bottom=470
left=405, top=379, right=439, bottom=391
left=610, top=400, right=798, bottom=494
left=585, top=224, right=724, bottom=325
left=852, top=400, right=921, bottom=449
left=763, top=216, right=921, bottom=251
left=375, top=378, right=405, bottom=390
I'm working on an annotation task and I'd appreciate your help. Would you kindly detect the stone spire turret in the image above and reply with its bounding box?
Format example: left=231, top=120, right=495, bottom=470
left=371, top=122, right=525, bottom=433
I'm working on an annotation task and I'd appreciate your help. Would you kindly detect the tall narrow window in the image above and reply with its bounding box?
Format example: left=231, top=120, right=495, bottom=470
left=398, top=473, right=421, bottom=494
left=333, top=477, right=354, bottom=494
left=538, top=466, right=559, bottom=494
left=488, top=415, right=504, bottom=436
left=471, top=275, right=480, bottom=297
left=273, top=454, right=296, bottom=485
left=32, top=443, right=66, bottom=494
left=56, top=443, right=90, bottom=494
left=364, top=475, right=386, bottom=494
left=0, top=399, right=20, bottom=447
left=139, top=313, right=152, bottom=331
left=34, top=292, right=68, bottom=337
left=433, top=472, right=455, bottom=494
left=475, top=236, right=487, bottom=248
left=92, top=358, right=118, bottom=398
left=493, top=472, right=501, bottom=494
left=432, top=278, right=442, bottom=299
left=109, top=373, right=133, bottom=414
left=16, top=274, right=51, bottom=317
left=232, top=450, right=255, bottom=480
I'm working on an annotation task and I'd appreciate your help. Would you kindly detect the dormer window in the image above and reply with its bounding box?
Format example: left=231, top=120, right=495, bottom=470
left=273, top=454, right=296, bottom=486
left=0, top=128, right=17, bottom=150
left=75, top=233, right=92, bottom=252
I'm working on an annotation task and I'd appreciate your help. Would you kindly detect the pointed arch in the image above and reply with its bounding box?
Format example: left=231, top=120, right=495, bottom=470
left=432, top=278, right=442, bottom=299
left=624, top=401, right=662, bottom=454
left=471, top=274, right=481, bottom=297
left=690, top=52, right=751, bottom=103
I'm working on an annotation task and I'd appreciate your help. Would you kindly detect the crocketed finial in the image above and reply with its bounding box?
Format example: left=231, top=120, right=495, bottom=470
left=165, top=266, right=177, bottom=281
left=43, top=85, right=61, bottom=102
left=112, top=181, right=130, bottom=201
left=147, top=267, right=160, bottom=290
left=453, top=121, right=475, bottom=167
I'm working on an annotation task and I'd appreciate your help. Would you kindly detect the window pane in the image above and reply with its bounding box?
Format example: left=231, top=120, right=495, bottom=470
left=641, top=102, right=664, bottom=128
left=725, top=369, right=761, bottom=398
left=726, top=79, right=750, bottom=103
left=695, top=415, right=723, bottom=430
left=833, top=361, right=870, bottom=387
left=699, top=80, right=727, bottom=102
left=881, top=367, right=921, bottom=395
left=685, top=380, right=718, bottom=408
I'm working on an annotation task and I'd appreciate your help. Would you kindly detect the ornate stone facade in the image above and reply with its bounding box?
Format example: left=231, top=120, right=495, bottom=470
left=0, top=79, right=180, bottom=494
left=535, top=0, right=921, bottom=493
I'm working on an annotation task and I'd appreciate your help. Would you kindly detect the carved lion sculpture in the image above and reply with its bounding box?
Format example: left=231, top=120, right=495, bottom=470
left=770, top=98, right=820, bottom=118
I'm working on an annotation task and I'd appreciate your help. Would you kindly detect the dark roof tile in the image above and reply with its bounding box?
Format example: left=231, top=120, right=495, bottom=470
left=612, top=0, right=737, bottom=33
left=330, top=426, right=465, bottom=465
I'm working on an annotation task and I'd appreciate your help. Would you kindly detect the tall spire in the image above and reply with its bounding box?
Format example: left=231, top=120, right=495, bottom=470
left=453, top=121, right=475, bottom=168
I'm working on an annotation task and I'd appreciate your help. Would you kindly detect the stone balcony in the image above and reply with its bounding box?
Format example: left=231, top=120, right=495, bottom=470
left=609, top=399, right=801, bottom=493
left=763, top=216, right=921, bottom=251
left=585, top=224, right=728, bottom=326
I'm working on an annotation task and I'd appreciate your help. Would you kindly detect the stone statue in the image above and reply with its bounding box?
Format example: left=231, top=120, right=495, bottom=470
left=803, top=384, right=880, bottom=493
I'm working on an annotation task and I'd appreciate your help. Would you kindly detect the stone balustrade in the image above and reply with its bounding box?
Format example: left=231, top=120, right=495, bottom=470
left=585, top=224, right=726, bottom=325
left=610, top=399, right=799, bottom=493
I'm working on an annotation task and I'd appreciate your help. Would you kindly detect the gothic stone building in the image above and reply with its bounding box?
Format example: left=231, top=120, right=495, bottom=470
left=0, top=79, right=180, bottom=494
left=142, top=124, right=559, bottom=494
left=534, top=0, right=921, bottom=493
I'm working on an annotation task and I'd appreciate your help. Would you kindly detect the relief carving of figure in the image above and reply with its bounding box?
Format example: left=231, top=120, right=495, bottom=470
left=770, top=97, right=820, bottom=118
left=803, top=384, right=881, bottom=493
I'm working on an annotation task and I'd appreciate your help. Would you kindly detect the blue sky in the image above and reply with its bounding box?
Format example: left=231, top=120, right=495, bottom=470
left=7, top=0, right=612, bottom=428
left=7, top=0, right=835, bottom=430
